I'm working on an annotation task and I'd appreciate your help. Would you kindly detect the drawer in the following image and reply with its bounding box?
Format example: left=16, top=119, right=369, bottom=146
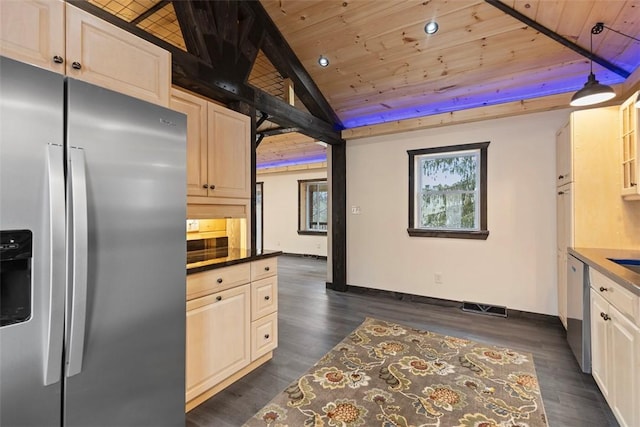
left=251, top=257, right=277, bottom=281
left=187, top=263, right=251, bottom=300
left=251, top=312, right=278, bottom=361
left=590, top=268, right=637, bottom=323
left=251, top=276, right=278, bottom=320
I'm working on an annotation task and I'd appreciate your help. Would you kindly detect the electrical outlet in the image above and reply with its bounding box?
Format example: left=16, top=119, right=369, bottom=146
left=434, top=272, right=443, bottom=284
left=186, top=219, right=200, bottom=232
left=351, top=206, right=361, bottom=214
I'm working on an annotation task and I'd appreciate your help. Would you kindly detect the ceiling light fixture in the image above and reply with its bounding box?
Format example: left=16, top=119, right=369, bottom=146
left=318, top=55, right=329, bottom=67
left=570, top=23, right=616, bottom=107
left=424, top=21, right=439, bottom=35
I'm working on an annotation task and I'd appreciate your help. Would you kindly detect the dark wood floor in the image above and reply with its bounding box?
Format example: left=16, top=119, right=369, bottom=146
left=186, top=255, right=618, bottom=427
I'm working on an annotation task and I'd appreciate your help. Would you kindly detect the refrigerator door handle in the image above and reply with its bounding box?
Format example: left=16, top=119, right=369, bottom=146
left=44, top=144, right=66, bottom=386
left=66, top=147, right=89, bottom=378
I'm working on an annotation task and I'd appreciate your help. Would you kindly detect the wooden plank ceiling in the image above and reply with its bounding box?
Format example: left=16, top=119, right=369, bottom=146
left=261, top=0, right=640, bottom=128
left=87, top=0, right=640, bottom=167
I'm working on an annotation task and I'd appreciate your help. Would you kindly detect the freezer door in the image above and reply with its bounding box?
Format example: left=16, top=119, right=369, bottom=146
left=64, top=79, right=186, bottom=427
left=0, top=57, right=66, bottom=425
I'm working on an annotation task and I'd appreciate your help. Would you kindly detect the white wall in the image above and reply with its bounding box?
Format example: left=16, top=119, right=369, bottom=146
left=259, top=168, right=328, bottom=257
left=346, top=110, right=569, bottom=315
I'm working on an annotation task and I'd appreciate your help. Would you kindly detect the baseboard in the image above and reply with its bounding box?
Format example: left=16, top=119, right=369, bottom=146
left=344, top=284, right=559, bottom=324
left=281, top=252, right=327, bottom=260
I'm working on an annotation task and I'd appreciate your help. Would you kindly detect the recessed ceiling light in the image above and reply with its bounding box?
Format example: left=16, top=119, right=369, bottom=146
left=424, top=21, right=439, bottom=35
left=318, top=55, right=330, bottom=67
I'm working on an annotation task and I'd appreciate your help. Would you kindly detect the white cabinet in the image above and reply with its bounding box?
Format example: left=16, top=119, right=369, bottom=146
left=620, top=92, right=639, bottom=200
left=589, top=268, right=640, bottom=427
left=556, top=121, right=573, bottom=329
left=555, top=107, right=618, bottom=327
left=0, top=0, right=170, bottom=106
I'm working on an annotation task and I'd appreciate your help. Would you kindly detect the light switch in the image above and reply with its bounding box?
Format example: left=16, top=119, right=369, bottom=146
left=351, top=206, right=361, bottom=214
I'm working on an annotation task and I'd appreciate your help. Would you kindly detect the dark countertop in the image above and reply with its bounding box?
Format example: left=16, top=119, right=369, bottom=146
left=568, top=247, right=640, bottom=296
left=186, top=249, right=282, bottom=275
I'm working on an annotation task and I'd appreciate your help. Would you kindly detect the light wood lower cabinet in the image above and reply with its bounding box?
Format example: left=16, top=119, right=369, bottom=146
left=186, top=284, right=250, bottom=403
left=185, top=257, right=279, bottom=411
left=589, top=269, right=639, bottom=427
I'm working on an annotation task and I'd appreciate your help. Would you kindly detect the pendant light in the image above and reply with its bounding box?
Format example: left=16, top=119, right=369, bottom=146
left=570, top=24, right=615, bottom=107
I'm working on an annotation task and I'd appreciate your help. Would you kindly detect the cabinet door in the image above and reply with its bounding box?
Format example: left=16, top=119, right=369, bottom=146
left=207, top=104, right=251, bottom=199
left=0, top=0, right=65, bottom=73
left=591, top=289, right=610, bottom=401
left=609, top=305, right=639, bottom=427
left=557, top=250, right=567, bottom=328
left=620, top=94, right=639, bottom=199
left=251, top=312, right=278, bottom=361
left=170, top=89, right=208, bottom=197
left=556, top=121, right=572, bottom=186
left=186, top=284, right=250, bottom=402
left=65, top=4, right=170, bottom=106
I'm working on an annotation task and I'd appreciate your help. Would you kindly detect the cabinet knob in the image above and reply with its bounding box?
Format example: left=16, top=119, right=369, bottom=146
left=202, top=184, right=209, bottom=189
left=216, top=296, right=222, bottom=302
left=600, top=312, right=610, bottom=321
left=52, top=55, right=64, bottom=64
left=599, top=286, right=608, bottom=292
left=264, top=266, right=270, bottom=271
left=264, top=334, right=270, bottom=339
left=557, top=191, right=564, bottom=195
left=632, top=182, right=638, bottom=187
left=264, top=295, right=270, bottom=300
left=71, top=61, right=82, bottom=70
left=558, top=175, right=564, bottom=180
left=210, top=184, right=215, bottom=190
left=217, top=278, right=223, bottom=284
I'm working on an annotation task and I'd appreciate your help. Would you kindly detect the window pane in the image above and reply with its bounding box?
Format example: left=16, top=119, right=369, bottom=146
left=299, top=180, right=328, bottom=233
left=418, top=152, right=479, bottom=231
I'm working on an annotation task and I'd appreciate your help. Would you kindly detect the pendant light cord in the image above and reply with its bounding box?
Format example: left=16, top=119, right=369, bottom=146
left=601, top=24, right=640, bottom=43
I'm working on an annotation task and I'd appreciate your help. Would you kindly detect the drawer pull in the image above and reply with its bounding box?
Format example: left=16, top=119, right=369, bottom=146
left=599, top=286, right=608, bottom=292
left=264, top=334, right=270, bottom=339
left=216, top=296, right=222, bottom=302
left=600, top=312, right=610, bottom=321
left=264, top=295, right=270, bottom=300
left=264, top=266, right=270, bottom=271
left=217, top=278, right=223, bottom=284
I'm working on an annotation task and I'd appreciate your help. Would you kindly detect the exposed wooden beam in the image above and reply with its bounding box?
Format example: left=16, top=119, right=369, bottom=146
left=243, top=1, right=343, bottom=129
left=328, top=143, right=347, bottom=292
left=130, top=0, right=169, bottom=25
left=172, top=1, right=212, bottom=62
left=255, top=89, right=343, bottom=145
left=259, top=127, right=300, bottom=137
left=485, top=0, right=630, bottom=78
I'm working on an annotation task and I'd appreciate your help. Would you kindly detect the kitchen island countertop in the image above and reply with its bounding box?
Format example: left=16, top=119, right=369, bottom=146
left=186, top=249, right=282, bottom=275
left=569, top=247, right=640, bottom=296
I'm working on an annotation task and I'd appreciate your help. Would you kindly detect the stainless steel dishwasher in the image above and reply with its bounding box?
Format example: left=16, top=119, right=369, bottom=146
left=567, top=254, right=591, bottom=373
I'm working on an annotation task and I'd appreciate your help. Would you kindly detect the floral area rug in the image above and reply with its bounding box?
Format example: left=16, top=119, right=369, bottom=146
left=244, top=317, right=547, bottom=427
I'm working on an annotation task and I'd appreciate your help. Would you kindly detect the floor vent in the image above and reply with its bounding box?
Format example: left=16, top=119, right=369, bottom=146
left=462, top=301, right=507, bottom=317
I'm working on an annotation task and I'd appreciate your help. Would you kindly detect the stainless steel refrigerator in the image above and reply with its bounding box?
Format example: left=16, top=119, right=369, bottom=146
left=0, top=56, right=187, bottom=426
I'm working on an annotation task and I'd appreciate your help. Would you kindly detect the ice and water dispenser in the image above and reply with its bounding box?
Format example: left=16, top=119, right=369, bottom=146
left=0, top=230, right=32, bottom=327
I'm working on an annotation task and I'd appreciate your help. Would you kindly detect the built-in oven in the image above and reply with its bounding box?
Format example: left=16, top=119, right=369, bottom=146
left=567, top=254, right=591, bottom=373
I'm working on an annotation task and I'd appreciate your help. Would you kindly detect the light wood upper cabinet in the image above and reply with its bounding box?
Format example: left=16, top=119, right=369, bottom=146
left=207, top=104, right=251, bottom=199
left=65, top=4, right=170, bottom=106
left=0, top=0, right=65, bottom=73
left=170, top=89, right=208, bottom=197
left=171, top=87, right=251, bottom=201
left=1, top=1, right=170, bottom=106
left=620, top=92, right=639, bottom=200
